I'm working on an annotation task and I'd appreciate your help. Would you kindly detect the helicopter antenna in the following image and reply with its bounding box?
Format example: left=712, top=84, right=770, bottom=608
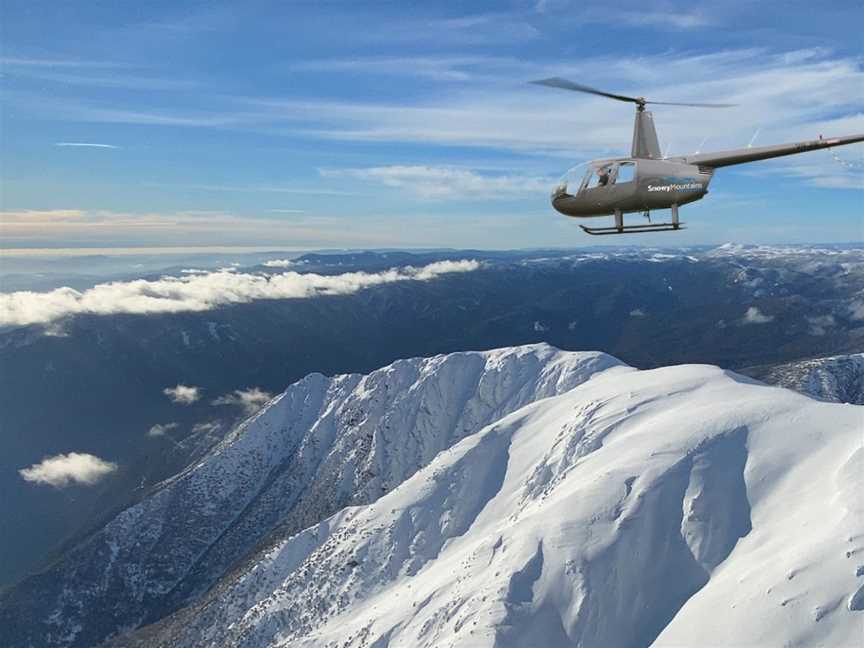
left=694, top=136, right=709, bottom=155
left=747, top=128, right=761, bottom=149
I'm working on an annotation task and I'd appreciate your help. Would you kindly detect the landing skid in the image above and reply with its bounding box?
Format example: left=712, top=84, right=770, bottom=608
left=580, top=222, right=684, bottom=236
left=580, top=204, right=683, bottom=236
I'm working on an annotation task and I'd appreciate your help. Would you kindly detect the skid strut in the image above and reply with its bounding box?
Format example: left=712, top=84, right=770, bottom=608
left=580, top=205, right=684, bottom=235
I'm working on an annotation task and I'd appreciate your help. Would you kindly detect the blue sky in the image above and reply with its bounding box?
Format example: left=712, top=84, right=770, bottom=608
left=1, top=0, right=862, bottom=249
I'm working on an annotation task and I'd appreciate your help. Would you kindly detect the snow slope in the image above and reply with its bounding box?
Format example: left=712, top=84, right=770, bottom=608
left=119, top=358, right=864, bottom=647
left=0, top=344, right=621, bottom=648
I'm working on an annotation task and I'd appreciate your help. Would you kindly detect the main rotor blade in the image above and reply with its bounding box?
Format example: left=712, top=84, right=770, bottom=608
left=529, top=78, right=641, bottom=104
left=647, top=100, right=737, bottom=108
left=530, top=77, right=737, bottom=108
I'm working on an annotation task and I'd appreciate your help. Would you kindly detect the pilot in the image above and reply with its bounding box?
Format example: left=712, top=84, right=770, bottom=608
left=597, top=166, right=610, bottom=186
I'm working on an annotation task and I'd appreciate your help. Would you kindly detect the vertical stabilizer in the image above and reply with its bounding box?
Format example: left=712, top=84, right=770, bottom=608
left=632, top=110, right=662, bottom=159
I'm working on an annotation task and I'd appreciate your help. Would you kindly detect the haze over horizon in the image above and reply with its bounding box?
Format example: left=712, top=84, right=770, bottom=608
left=1, top=0, right=862, bottom=250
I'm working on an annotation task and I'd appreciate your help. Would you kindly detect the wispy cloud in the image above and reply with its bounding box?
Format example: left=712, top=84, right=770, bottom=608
left=0, top=208, right=438, bottom=249
left=288, top=56, right=502, bottom=81
left=0, top=260, right=481, bottom=327
left=163, top=384, right=201, bottom=404
left=617, top=10, right=712, bottom=30
left=321, top=165, right=553, bottom=199
left=212, top=387, right=273, bottom=415
left=142, top=183, right=358, bottom=196
left=0, top=209, right=87, bottom=222
left=2, top=56, right=196, bottom=90
left=234, top=50, right=864, bottom=172
left=262, top=259, right=297, bottom=268
left=14, top=49, right=862, bottom=176
left=741, top=306, right=774, bottom=324
left=0, top=57, right=133, bottom=69
left=534, top=2, right=712, bottom=29
left=55, top=142, right=119, bottom=149
left=19, top=452, right=118, bottom=487
left=147, top=422, right=179, bottom=437
left=374, top=12, right=540, bottom=45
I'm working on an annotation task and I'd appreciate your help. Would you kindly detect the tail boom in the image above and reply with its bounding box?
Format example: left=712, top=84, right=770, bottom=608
left=682, top=133, right=864, bottom=168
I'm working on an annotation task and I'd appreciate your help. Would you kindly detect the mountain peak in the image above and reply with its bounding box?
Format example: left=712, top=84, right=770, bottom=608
left=1, top=345, right=624, bottom=648
left=115, top=360, right=863, bottom=648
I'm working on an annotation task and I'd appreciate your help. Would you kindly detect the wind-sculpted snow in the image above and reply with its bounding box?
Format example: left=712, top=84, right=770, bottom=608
left=0, top=344, right=621, bottom=648
left=115, top=362, right=863, bottom=648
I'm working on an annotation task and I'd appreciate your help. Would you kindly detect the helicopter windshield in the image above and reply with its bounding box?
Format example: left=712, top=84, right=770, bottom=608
left=553, top=162, right=589, bottom=197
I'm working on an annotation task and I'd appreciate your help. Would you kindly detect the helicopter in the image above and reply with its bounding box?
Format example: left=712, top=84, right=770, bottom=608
left=531, top=78, right=864, bottom=235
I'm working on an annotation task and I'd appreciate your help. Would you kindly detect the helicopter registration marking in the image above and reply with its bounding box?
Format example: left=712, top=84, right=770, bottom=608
left=647, top=182, right=702, bottom=193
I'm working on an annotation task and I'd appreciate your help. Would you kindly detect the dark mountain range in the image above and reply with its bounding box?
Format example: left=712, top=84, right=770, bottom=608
left=741, top=352, right=864, bottom=404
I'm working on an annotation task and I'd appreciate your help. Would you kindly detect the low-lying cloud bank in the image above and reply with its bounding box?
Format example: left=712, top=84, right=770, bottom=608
left=19, top=452, right=118, bottom=487
left=0, top=260, right=480, bottom=327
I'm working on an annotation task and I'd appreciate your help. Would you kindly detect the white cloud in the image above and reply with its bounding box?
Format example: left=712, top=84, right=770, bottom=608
left=849, top=300, right=864, bottom=321
left=322, top=166, right=552, bottom=199
left=742, top=306, right=774, bottom=324
left=13, top=48, right=862, bottom=190
left=212, top=387, right=274, bottom=415
left=0, top=260, right=480, bottom=328
left=0, top=57, right=131, bottom=68
left=55, top=142, right=119, bottom=149
left=629, top=308, right=646, bottom=317
left=0, top=209, right=87, bottom=223
left=533, top=321, right=549, bottom=332
left=19, top=452, right=118, bottom=487
left=163, top=384, right=201, bottom=404
left=147, top=422, right=179, bottom=437
left=617, top=10, right=711, bottom=30
left=262, top=259, right=296, bottom=268
left=191, top=421, right=221, bottom=435
left=289, top=56, right=500, bottom=81
left=249, top=48, right=863, bottom=187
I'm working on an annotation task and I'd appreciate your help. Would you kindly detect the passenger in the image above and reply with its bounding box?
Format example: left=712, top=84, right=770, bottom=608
left=597, top=167, right=610, bottom=186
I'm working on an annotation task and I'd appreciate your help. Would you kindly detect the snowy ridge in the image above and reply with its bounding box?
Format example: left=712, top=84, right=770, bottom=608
left=121, top=363, right=864, bottom=648
left=0, top=345, right=622, bottom=648
left=745, top=353, right=864, bottom=404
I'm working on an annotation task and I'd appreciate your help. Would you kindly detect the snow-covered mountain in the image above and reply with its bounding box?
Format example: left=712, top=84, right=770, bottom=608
left=111, top=354, right=863, bottom=648
left=743, top=353, right=864, bottom=405
left=3, top=345, right=862, bottom=648
left=0, top=345, right=620, bottom=648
